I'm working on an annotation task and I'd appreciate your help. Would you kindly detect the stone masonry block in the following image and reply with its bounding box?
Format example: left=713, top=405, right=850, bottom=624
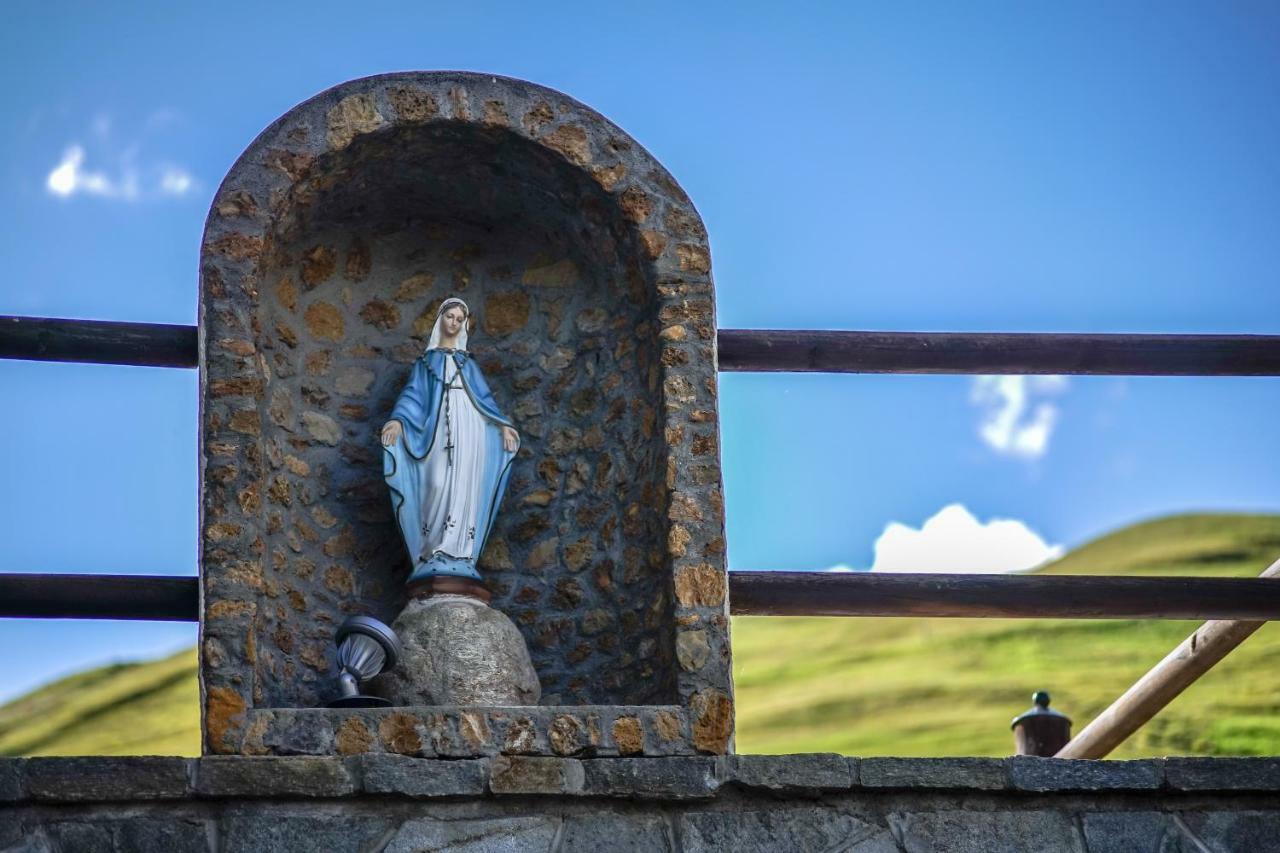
left=25, top=757, right=190, bottom=802
left=859, top=757, right=1006, bottom=790
left=358, top=754, right=488, bottom=797
left=1008, top=757, right=1163, bottom=792
left=725, top=754, right=854, bottom=795
left=580, top=757, right=720, bottom=800
left=195, top=756, right=355, bottom=798
left=488, top=755, right=584, bottom=795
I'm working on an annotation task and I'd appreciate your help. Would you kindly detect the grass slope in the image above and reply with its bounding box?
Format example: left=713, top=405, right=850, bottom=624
left=1, top=513, right=1277, bottom=758
left=0, top=647, right=199, bottom=757
left=735, top=513, right=1280, bottom=757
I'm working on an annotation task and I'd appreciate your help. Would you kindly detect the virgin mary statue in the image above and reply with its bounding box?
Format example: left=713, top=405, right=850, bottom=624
left=380, top=298, right=520, bottom=583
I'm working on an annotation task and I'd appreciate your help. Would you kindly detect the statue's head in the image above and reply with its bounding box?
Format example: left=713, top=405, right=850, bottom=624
left=428, top=297, right=470, bottom=351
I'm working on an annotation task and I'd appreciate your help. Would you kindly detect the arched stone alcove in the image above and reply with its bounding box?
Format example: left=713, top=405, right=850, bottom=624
left=199, top=72, right=732, bottom=757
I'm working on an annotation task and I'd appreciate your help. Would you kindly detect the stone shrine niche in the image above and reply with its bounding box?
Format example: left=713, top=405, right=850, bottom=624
left=199, top=72, right=731, bottom=758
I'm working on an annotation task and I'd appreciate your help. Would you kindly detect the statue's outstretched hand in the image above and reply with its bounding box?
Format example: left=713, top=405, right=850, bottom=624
left=502, top=426, right=519, bottom=453
left=381, top=420, right=403, bottom=447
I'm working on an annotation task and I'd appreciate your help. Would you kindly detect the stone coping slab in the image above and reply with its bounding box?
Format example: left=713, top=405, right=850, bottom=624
left=3, top=755, right=1277, bottom=803
left=236, top=705, right=695, bottom=758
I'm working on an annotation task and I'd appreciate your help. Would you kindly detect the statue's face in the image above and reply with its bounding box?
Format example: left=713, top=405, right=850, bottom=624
left=441, top=306, right=465, bottom=338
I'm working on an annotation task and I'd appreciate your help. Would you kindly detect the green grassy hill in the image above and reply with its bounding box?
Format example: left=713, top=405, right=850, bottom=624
left=0, top=647, right=199, bottom=757
left=735, top=512, right=1280, bottom=758
left=2, top=513, right=1277, bottom=758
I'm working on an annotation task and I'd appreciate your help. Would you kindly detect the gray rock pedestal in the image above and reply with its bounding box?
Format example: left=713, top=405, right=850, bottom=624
left=372, top=595, right=541, bottom=706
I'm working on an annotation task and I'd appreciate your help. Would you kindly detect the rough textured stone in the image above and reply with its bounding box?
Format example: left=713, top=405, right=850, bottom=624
left=689, top=688, right=733, bottom=754
left=1177, top=811, right=1280, bottom=853
left=304, top=301, right=344, bottom=341
left=560, top=814, right=672, bottom=852
left=1165, top=757, right=1280, bottom=791
left=360, top=755, right=488, bottom=797
left=301, top=411, right=341, bottom=445
left=25, top=757, right=189, bottom=802
left=384, top=817, right=558, bottom=853
left=682, top=808, right=891, bottom=853
left=374, top=596, right=540, bottom=706
left=1009, top=756, right=1162, bottom=791
left=581, top=757, right=719, bottom=799
left=1079, top=812, right=1192, bottom=853
left=860, top=757, right=1006, bottom=790
left=195, top=756, right=355, bottom=798
left=0, top=759, right=23, bottom=802
left=728, top=753, right=854, bottom=794
left=223, top=816, right=391, bottom=853
left=899, top=810, right=1088, bottom=853
left=489, top=755, right=584, bottom=795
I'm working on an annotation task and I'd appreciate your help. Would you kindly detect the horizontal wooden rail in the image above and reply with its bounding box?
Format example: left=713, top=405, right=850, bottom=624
left=5, top=572, right=1280, bottom=623
left=728, top=572, right=1280, bottom=620
left=0, top=316, right=197, bottom=368
left=718, top=329, right=1280, bottom=375
left=0, top=574, right=199, bottom=621
left=4, top=316, right=1280, bottom=375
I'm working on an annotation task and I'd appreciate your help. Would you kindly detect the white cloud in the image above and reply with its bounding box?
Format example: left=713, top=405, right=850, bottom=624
left=970, top=375, right=1069, bottom=460
left=43, top=111, right=198, bottom=202
left=868, top=503, right=1063, bottom=574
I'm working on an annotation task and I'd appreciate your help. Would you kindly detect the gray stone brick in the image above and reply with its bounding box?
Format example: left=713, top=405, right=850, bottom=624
left=1165, top=757, right=1280, bottom=791
left=726, top=753, right=854, bottom=795
left=1176, top=811, right=1280, bottom=853
left=195, top=756, right=355, bottom=798
left=1080, top=813, right=1194, bottom=853
left=359, top=754, right=488, bottom=797
left=859, top=757, right=1006, bottom=790
left=890, top=810, right=1085, bottom=853
left=580, top=757, right=719, bottom=800
left=383, top=817, right=559, bottom=853
left=488, top=755, right=584, bottom=795
left=1009, top=757, right=1162, bottom=791
left=559, top=814, right=672, bottom=852
left=25, top=757, right=190, bottom=802
left=221, top=816, right=393, bottom=853
left=0, top=759, right=23, bottom=802
left=681, top=807, right=890, bottom=853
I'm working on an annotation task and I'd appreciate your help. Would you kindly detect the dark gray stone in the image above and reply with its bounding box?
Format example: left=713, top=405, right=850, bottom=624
left=0, top=817, right=27, bottom=850
left=1080, top=813, right=1195, bottom=853
left=360, top=755, right=488, bottom=797
left=1164, top=757, right=1280, bottom=791
left=1176, top=811, right=1280, bottom=853
left=383, top=817, right=559, bottom=853
left=0, top=760, right=23, bottom=802
left=261, top=709, right=335, bottom=755
left=581, top=757, right=719, bottom=800
left=891, top=810, right=1085, bottom=853
left=222, top=816, right=392, bottom=853
left=195, top=756, right=355, bottom=798
left=726, top=753, right=853, bottom=795
left=488, top=755, right=584, bottom=795
left=1009, top=757, right=1163, bottom=791
left=43, top=822, right=112, bottom=853
left=860, top=757, right=1006, bottom=790
left=108, top=819, right=209, bottom=853
left=560, top=814, right=672, bottom=852
left=681, top=807, right=890, bottom=853
left=25, top=757, right=189, bottom=802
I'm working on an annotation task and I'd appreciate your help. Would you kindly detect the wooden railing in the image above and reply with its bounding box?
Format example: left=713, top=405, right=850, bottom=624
left=4, top=313, right=1279, bottom=757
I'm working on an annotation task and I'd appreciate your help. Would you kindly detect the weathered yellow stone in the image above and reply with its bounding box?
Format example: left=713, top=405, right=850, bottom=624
left=483, top=291, right=531, bottom=336
left=674, top=563, right=726, bottom=608
left=612, top=716, right=643, bottom=755
left=690, top=689, right=733, bottom=754
left=335, top=717, right=374, bottom=755
left=305, top=302, right=345, bottom=342
left=326, top=93, right=385, bottom=150
left=522, top=257, right=578, bottom=288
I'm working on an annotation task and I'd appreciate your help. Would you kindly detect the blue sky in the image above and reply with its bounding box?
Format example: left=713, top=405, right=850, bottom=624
left=1, top=1, right=1278, bottom=702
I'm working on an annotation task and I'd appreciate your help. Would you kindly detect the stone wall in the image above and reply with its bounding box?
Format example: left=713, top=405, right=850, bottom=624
left=198, top=72, right=732, bottom=755
left=3, top=755, right=1278, bottom=851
